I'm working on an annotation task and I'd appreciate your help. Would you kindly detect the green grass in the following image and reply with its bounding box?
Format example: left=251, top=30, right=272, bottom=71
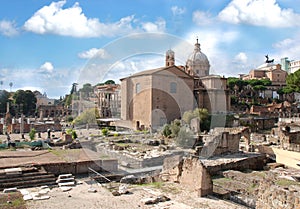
left=275, top=178, right=300, bottom=187
left=0, top=192, right=26, bottom=209
left=136, top=181, right=164, bottom=189
left=212, top=177, right=232, bottom=184
left=246, top=183, right=258, bottom=193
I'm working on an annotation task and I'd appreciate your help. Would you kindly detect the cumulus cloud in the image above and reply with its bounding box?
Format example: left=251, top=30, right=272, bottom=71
left=272, top=35, right=300, bottom=60
left=192, top=11, right=213, bottom=25
left=0, top=20, right=19, bottom=36
left=39, top=61, right=54, bottom=73
left=218, top=0, right=300, bottom=27
left=23, top=1, right=137, bottom=37
left=234, top=52, right=248, bottom=63
left=23, top=0, right=167, bottom=37
left=78, top=48, right=110, bottom=59
left=171, top=6, right=186, bottom=16
left=141, top=18, right=166, bottom=33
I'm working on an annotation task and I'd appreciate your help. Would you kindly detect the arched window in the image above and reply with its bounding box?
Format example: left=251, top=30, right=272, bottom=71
left=170, top=82, right=177, bottom=93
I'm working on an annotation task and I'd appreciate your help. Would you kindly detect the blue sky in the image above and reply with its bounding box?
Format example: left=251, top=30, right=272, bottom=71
left=1, top=0, right=300, bottom=98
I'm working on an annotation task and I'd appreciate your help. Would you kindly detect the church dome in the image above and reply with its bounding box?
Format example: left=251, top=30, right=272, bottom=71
left=186, top=38, right=210, bottom=77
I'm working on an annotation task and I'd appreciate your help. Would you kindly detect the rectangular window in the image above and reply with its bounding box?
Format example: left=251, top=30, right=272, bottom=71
left=136, top=83, right=141, bottom=94
left=170, top=82, right=177, bottom=93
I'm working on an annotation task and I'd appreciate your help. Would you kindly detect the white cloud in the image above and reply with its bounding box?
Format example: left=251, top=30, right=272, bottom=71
left=23, top=0, right=167, bottom=38
left=273, top=38, right=294, bottom=49
left=171, top=6, right=186, bottom=16
left=192, top=11, right=213, bottom=25
left=23, top=1, right=137, bottom=37
left=141, top=18, right=166, bottom=33
left=0, top=20, right=18, bottom=36
left=39, top=61, right=54, bottom=73
left=218, top=0, right=300, bottom=27
left=78, top=48, right=110, bottom=59
left=272, top=35, right=300, bottom=60
left=183, top=30, right=259, bottom=76
left=234, top=52, right=248, bottom=63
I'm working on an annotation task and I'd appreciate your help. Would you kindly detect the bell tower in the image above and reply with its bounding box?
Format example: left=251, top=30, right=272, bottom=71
left=165, top=49, right=175, bottom=67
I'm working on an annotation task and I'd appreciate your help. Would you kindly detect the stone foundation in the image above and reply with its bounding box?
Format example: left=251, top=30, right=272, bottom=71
left=160, top=156, right=213, bottom=197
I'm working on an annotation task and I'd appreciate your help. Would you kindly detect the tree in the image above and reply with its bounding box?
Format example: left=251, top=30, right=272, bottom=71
left=9, top=82, right=13, bottom=92
left=282, top=69, right=300, bottom=93
left=182, top=108, right=209, bottom=125
left=96, top=80, right=116, bottom=86
left=227, top=77, right=248, bottom=91
left=104, top=80, right=115, bottom=85
left=0, top=90, right=10, bottom=115
left=13, top=90, right=37, bottom=116
left=73, top=107, right=100, bottom=126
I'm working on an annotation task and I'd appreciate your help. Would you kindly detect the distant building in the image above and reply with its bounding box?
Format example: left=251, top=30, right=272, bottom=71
left=34, top=91, right=55, bottom=107
left=290, top=60, right=300, bottom=74
left=94, top=84, right=121, bottom=118
left=120, top=39, right=230, bottom=130
left=242, top=62, right=287, bottom=86
left=281, top=57, right=290, bottom=73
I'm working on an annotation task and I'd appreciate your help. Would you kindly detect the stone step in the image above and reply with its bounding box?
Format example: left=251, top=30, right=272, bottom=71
left=0, top=171, right=49, bottom=180
left=0, top=177, right=56, bottom=190
left=0, top=167, right=39, bottom=176
left=0, top=173, right=55, bottom=184
left=56, top=177, right=75, bottom=183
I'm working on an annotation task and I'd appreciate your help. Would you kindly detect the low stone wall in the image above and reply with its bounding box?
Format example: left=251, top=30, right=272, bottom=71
left=43, top=159, right=118, bottom=175
left=96, top=146, right=184, bottom=169
left=204, top=154, right=266, bottom=176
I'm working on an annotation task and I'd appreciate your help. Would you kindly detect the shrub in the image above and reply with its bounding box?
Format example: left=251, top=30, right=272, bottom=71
left=170, top=119, right=181, bottom=137
left=29, top=128, right=36, bottom=141
left=162, top=124, right=172, bottom=137
left=176, top=126, right=195, bottom=148
left=102, top=128, right=109, bottom=136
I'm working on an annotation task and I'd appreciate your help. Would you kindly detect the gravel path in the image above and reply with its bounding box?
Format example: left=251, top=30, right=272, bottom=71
left=26, top=180, right=247, bottom=209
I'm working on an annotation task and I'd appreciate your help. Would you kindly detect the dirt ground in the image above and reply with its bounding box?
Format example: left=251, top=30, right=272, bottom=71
left=26, top=178, right=247, bottom=209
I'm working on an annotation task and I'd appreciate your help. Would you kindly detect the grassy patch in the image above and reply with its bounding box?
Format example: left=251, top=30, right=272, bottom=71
left=246, top=183, right=258, bottom=193
left=275, top=179, right=299, bottom=187
left=0, top=192, right=26, bottom=209
left=136, top=181, right=164, bottom=189
left=212, top=177, right=232, bottom=185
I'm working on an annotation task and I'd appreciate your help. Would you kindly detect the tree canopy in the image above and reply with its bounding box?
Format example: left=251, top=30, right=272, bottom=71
left=0, top=90, right=10, bottom=115
left=227, top=77, right=271, bottom=91
left=12, top=90, right=37, bottom=116
left=282, top=69, right=300, bottom=93
left=72, top=107, right=100, bottom=126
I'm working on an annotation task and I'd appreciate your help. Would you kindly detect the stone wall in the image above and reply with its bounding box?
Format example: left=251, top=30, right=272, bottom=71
left=43, top=159, right=118, bottom=175
left=204, top=154, right=266, bottom=176
left=96, top=145, right=184, bottom=169
left=200, top=127, right=248, bottom=158
left=160, top=156, right=213, bottom=197
left=256, top=176, right=300, bottom=209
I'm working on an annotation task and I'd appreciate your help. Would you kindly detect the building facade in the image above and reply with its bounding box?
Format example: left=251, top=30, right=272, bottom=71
left=120, top=39, right=230, bottom=130
left=290, top=60, right=300, bottom=74
left=242, top=62, right=287, bottom=85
